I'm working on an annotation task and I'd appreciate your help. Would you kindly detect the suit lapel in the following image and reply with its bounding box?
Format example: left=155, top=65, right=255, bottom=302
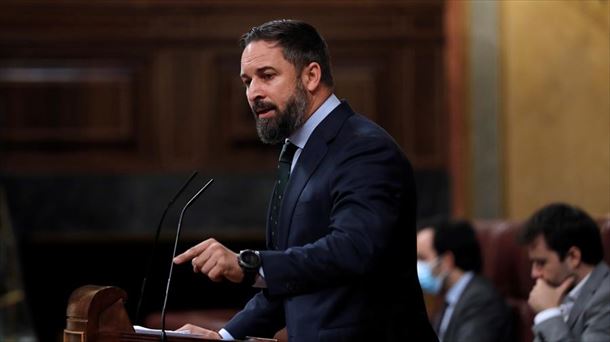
left=566, top=263, right=610, bottom=329
left=277, top=102, right=353, bottom=247
left=443, top=277, right=477, bottom=338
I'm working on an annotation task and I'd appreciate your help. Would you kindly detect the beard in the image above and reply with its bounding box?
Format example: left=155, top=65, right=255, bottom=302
left=251, top=80, right=309, bottom=145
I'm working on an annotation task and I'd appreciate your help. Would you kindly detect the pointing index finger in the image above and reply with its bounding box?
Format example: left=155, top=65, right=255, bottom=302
left=173, top=238, right=215, bottom=264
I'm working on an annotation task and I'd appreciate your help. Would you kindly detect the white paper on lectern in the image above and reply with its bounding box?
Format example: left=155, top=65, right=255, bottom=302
left=133, top=325, right=199, bottom=337
left=133, top=325, right=239, bottom=340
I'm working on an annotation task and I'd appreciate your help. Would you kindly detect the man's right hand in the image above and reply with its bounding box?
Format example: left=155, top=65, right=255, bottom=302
left=528, top=276, right=574, bottom=313
left=176, top=324, right=221, bottom=340
left=173, top=238, right=244, bottom=283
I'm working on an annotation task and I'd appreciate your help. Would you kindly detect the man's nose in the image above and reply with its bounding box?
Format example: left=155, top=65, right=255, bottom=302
left=247, top=79, right=264, bottom=103
left=531, top=265, right=542, bottom=279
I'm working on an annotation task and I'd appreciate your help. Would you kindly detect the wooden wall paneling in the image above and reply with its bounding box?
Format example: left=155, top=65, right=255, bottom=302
left=0, top=62, right=134, bottom=143
left=381, top=41, right=446, bottom=170
left=390, top=45, right=414, bottom=166
left=152, top=49, right=214, bottom=170
left=445, top=0, right=468, bottom=217
left=0, top=54, right=160, bottom=172
left=332, top=49, right=385, bottom=124
left=411, top=44, right=446, bottom=168
left=0, top=0, right=446, bottom=174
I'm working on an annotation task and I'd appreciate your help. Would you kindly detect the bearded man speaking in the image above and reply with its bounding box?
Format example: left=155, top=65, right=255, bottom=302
left=173, top=19, right=438, bottom=342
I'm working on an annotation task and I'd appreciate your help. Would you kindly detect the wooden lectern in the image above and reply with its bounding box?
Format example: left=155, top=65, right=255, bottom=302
left=64, top=285, right=273, bottom=342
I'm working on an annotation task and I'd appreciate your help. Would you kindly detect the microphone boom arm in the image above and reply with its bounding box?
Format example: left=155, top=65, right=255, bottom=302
left=134, top=170, right=198, bottom=324
left=160, top=178, right=214, bottom=341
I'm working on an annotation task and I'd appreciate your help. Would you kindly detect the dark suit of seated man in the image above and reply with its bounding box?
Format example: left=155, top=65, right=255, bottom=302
left=417, top=219, right=512, bottom=342
left=171, top=19, right=438, bottom=342
left=519, top=203, right=610, bottom=342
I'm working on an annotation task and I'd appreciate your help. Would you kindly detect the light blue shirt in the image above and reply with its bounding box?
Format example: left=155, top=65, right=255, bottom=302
left=288, top=93, right=341, bottom=171
left=220, top=93, right=340, bottom=341
left=438, top=272, right=474, bottom=342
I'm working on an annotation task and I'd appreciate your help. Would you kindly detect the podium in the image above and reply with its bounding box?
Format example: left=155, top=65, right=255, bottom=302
left=64, top=285, right=269, bottom=342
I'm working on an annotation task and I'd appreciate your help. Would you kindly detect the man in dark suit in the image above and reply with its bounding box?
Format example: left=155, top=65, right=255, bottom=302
left=520, top=203, right=610, bottom=342
left=173, top=19, right=437, bottom=341
left=416, top=219, right=512, bottom=342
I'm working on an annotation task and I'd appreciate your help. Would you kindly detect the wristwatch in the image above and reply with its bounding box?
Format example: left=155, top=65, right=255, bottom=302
left=238, top=249, right=261, bottom=285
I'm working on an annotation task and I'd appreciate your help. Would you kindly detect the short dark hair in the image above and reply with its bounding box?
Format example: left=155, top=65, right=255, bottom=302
left=433, top=220, right=482, bottom=273
left=519, top=202, right=603, bottom=265
left=417, top=215, right=448, bottom=232
left=240, top=19, right=334, bottom=87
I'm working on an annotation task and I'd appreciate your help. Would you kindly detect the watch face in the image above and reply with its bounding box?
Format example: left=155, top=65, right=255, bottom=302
left=242, top=251, right=256, bottom=265
left=240, top=250, right=260, bottom=269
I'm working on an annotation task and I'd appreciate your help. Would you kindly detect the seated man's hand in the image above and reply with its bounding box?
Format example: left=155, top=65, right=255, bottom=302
left=528, top=276, right=574, bottom=313
left=176, top=323, right=221, bottom=339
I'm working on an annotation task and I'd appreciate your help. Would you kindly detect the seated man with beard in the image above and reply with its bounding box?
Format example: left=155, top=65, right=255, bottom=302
left=520, top=203, right=610, bottom=342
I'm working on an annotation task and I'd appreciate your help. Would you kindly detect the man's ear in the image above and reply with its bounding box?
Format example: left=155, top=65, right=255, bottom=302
left=301, top=62, right=322, bottom=92
left=566, top=246, right=582, bottom=269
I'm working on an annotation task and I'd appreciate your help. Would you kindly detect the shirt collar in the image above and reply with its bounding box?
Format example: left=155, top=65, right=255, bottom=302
left=288, top=93, right=340, bottom=149
left=445, top=272, right=474, bottom=306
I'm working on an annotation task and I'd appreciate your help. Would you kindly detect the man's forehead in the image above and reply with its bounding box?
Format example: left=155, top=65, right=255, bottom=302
left=417, top=228, right=436, bottom=256
left=530, top=235, right=548, bottom=249
left=528, top=234, right=555, bottom=258
left=417, top=228, right=434, bottom=244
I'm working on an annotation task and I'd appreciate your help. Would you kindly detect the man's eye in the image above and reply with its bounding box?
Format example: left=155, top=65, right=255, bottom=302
left=262, top=74, right=274, bottom=80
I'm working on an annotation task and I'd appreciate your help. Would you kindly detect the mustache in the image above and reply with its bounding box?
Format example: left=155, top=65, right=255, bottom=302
left=251, top=100, right=277, bottom=115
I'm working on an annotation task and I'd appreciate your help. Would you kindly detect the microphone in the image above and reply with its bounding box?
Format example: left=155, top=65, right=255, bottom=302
left=160, top=178, right=214, bottom=341
left=134, top=171, right=198, bottom=324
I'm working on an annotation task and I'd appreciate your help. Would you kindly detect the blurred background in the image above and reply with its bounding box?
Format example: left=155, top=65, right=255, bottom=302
left=0, top=0, right=608, bottom=341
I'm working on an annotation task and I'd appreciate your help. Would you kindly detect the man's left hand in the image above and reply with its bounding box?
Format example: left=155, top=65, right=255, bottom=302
left=173, top=238, right=244, bottom=283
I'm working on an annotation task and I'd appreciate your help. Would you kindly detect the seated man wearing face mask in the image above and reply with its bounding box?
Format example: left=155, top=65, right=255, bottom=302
left=417, top=219, right=512, bottom=342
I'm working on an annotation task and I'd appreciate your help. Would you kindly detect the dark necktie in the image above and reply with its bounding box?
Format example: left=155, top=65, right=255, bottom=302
left=269, top=140, right=298, bottom=249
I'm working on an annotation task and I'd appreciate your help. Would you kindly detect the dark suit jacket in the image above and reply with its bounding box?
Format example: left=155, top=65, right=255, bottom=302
left=533, top=262, right=610, bottom=342
left=224, top=101, right=438, bottom=342
left=439, top=275, right=512, bottom=342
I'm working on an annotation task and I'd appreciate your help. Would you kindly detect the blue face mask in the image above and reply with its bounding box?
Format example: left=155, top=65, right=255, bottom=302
left=417, top=260, right=443, bottom=294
